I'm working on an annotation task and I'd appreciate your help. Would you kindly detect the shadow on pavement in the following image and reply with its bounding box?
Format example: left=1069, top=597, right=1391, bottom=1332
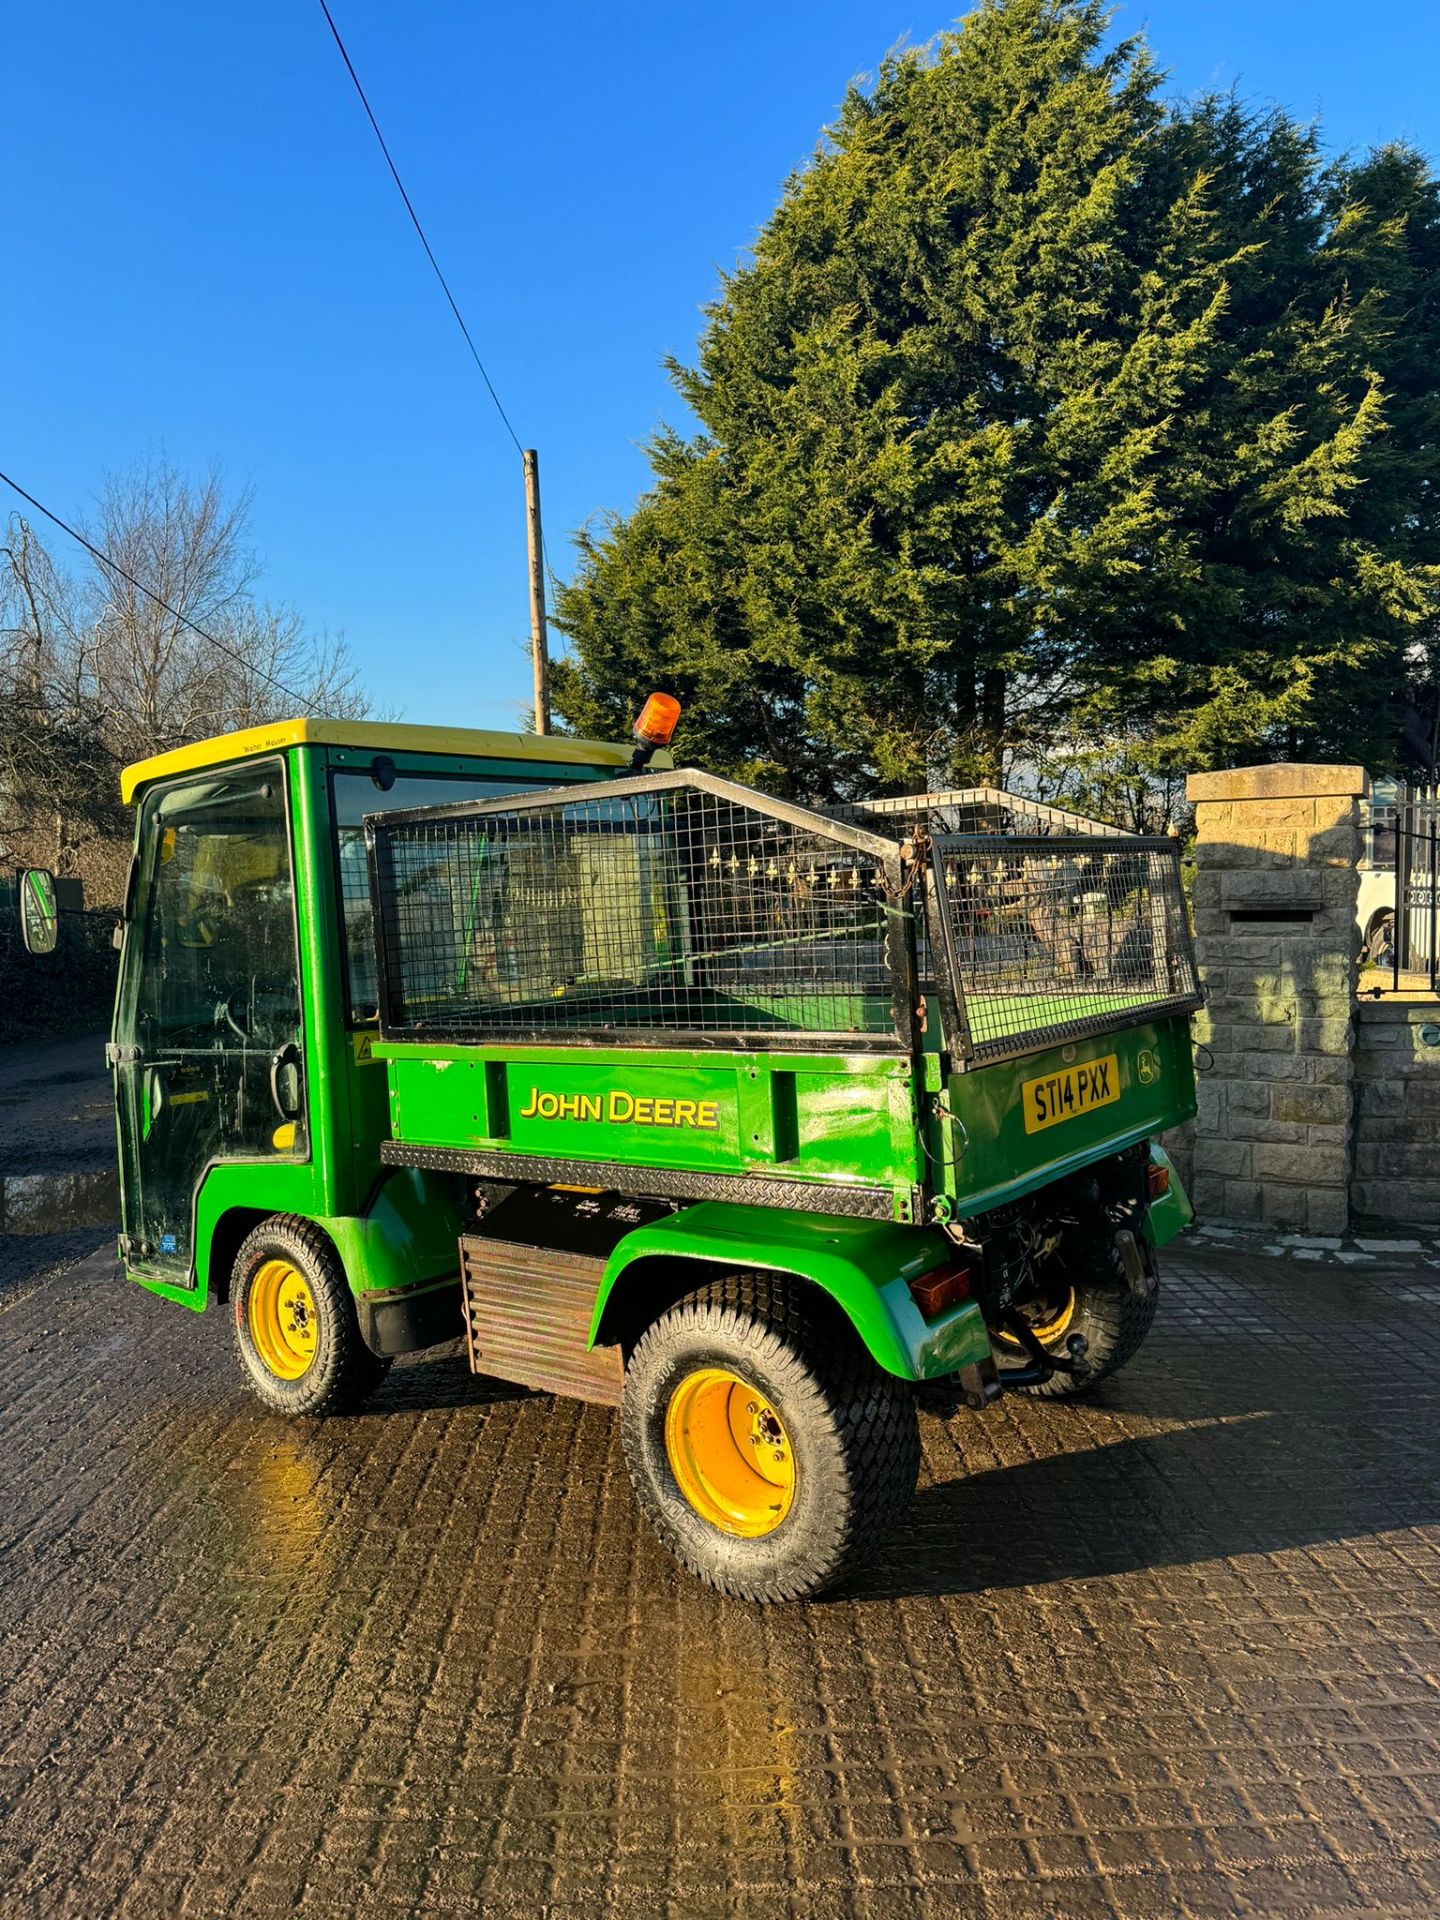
left=853, top=1399, right=1437, bottom=1602
left=368, top=1343, right=538, bottom=1413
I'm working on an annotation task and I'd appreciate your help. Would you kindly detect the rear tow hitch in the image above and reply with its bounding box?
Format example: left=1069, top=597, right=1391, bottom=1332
left=997, top=1311, right=1090, bottom=1389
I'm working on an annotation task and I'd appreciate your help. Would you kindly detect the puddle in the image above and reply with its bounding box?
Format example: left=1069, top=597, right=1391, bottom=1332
left=1, top=1171, right=120, bottom=1233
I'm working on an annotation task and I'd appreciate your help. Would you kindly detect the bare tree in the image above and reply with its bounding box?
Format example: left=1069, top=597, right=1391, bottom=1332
left=0, top=518, right=114, bottom=873
left=78, top=460, right=367, bottom=757
left=0, top=459, right=369, bottom=892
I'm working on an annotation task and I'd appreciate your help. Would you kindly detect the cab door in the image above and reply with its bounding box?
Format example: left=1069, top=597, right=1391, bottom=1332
left=112, top=761, right=305, bottom=1281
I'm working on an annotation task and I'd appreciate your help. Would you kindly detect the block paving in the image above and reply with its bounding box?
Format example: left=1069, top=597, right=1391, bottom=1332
left=1, top=1236, right=1438, bottom=1917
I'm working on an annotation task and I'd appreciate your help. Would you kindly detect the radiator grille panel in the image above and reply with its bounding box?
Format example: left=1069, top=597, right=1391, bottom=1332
left=460, top=1236, right=621, bottom=1406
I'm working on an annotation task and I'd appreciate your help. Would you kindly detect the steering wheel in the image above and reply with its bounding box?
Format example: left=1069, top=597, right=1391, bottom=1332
left=218, top=988, right=251, bottom=1041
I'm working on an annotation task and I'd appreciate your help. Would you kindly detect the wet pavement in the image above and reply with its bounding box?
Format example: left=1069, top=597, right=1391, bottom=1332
left=1, top=1236, right=1439, bottom=1918
left=0, top=1031, right=113, bottom=1177
left=0, top=1032, right=117, bottom=1303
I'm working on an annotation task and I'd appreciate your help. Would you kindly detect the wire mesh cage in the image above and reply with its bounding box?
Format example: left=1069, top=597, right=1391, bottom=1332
left=366, top=770, right=912, bottom=1050
left=833, top=785, right=1131, bottom=841
left=928, top=834, right=1199, bottom=1062
left=366, top=769, right=1200, bottom=1063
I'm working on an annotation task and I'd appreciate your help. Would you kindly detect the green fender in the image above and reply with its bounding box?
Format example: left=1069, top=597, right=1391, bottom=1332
left=323, top=1166, right=462, bottom=1294
left=129, top=1163, right=461, bottom=1311
left=590, top=1201, right=993, bottom=1383
left=1141, top=1147, right=1194, bottom=1249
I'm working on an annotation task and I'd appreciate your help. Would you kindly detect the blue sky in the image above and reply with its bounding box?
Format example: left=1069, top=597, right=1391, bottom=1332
left=5, top=1, right=1439, bottom=729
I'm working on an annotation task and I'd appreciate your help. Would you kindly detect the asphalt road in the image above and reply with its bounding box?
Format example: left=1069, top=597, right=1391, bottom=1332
left=2, top=1231, right=1439, bottom=1917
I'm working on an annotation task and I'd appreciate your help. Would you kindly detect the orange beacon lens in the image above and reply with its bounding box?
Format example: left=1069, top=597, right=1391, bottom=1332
left=634, top=692, right=682, bottom=748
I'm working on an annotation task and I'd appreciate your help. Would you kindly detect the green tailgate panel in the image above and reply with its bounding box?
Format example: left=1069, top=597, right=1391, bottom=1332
left=944, top=1016, right=1196, bottom=1215
left=380, top=1044, right=922, bottom=1203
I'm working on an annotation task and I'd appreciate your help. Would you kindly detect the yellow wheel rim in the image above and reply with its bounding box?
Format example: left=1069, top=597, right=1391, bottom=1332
left=664, top=1368, right=796, bottom=1538
left=997, top=1287, right=1077, bottom=1351
left=247, top=1259, right=318, bottom=1381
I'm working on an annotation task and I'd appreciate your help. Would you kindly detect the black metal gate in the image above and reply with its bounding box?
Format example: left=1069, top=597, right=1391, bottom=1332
left=1392, top=784, right=1440, bottom=992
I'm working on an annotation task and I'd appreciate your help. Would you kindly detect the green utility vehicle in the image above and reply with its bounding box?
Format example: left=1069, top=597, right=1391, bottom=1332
left=111, top=709, right=1199, bottom=1600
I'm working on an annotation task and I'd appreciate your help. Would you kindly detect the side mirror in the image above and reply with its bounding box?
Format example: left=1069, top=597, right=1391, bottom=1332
left=18, top=869, right=59, bottom=956
left=269, top=1041, right=303, bottom=1119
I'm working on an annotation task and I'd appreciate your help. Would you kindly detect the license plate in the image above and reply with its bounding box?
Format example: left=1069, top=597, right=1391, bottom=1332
left=1022, top=1054, right=1121, bottom=1133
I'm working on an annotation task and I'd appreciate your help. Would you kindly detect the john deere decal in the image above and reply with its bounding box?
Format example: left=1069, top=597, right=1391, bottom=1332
left=518, top=1088, right=720, bottom=1130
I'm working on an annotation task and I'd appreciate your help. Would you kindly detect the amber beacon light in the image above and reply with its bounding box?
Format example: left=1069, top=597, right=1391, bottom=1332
left=634, top=692, right=682, bottom=749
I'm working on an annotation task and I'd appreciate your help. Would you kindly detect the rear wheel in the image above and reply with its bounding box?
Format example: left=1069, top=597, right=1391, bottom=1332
left=997, top=1228, right=1158, bottom=1400
left=232, top=1215, right=390, bottom=1416
left=621, top=1271, right=920, bottom=1602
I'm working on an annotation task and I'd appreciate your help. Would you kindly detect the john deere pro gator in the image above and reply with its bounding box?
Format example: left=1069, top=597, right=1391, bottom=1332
left=111, top=700, right=1199, bottom=1600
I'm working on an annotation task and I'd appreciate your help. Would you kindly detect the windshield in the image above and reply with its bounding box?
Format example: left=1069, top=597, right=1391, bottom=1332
left=333, top=770, right=567, bottom=1023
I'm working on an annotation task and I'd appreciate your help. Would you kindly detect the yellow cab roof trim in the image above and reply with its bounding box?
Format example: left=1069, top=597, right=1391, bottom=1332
left=119, top=718, right=631, bottom=805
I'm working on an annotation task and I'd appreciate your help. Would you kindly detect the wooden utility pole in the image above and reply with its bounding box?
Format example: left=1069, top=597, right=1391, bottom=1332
left=522, top=449, right=550, bottom=734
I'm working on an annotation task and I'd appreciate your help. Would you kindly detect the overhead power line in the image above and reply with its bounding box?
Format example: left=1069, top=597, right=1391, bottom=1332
left=316, top=0, right=525, bottom=458
left=0, top=468, right=310, bottom=708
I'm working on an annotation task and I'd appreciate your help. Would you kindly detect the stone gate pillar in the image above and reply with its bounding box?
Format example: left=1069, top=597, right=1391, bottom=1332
left=1184, top=764, right=1368, bottom=1235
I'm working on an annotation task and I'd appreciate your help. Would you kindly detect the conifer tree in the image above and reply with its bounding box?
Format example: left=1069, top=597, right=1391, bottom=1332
left=552, top=0, right=1440, bottom=797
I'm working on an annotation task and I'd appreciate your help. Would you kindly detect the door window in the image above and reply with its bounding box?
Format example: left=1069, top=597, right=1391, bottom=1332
left=115, top=763, right=303, bottom=1274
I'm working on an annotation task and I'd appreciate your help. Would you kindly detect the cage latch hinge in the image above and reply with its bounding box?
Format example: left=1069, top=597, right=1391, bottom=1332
left=105, top=1042, right=140, bottom=1068
left=930, top=1093, right=967, bottom=1160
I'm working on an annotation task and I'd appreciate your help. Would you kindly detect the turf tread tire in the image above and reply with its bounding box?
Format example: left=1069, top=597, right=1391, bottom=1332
left=621, top=1270, right=920, bottom=1602
left=232, top=1214, right=391, bottom=1417
left=1008, top=1230, right=1159, bottom=1400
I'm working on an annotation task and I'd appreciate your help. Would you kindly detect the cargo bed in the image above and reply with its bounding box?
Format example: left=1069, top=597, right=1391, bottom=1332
left=366, top=769, right=1200, bottom=1226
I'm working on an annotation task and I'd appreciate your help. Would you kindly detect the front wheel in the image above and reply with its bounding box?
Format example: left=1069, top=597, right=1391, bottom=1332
left=621, top=1272, right=920, bottom=1602
left=232, top=1215, right=391, bottom=1416
left=997, top=1230, right=1159, bottom=1400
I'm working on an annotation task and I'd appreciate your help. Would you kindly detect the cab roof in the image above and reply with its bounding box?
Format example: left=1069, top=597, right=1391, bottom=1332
left=119, top=717, right=630, bottom=805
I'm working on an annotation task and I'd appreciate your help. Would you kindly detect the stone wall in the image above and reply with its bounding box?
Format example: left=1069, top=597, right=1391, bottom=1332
left=1351, top=1002, right=1440, bottom=1226
left=1185, top=764, right=1366, bottom=1237
left=1178, top=761, right=1440, bottom=1234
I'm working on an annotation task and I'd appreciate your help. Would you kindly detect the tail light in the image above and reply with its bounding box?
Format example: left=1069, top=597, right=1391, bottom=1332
left=1146, top=1159, right=1170, bottom=1202
left=907, top=1257, right=975, bottom=1321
